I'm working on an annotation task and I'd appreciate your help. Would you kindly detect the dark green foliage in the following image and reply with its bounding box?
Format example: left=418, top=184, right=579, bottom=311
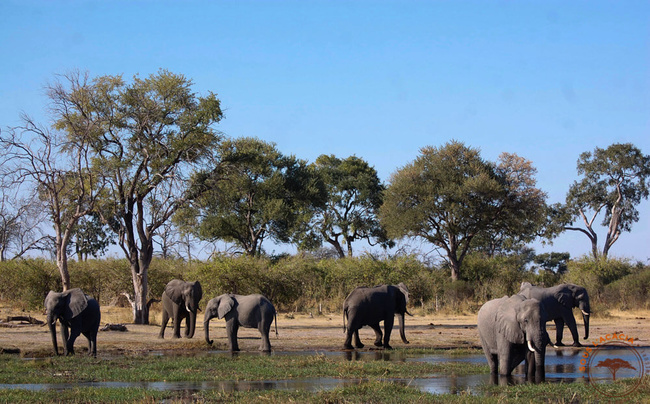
left=182, top=137, right=326, bottom=257
left=1, top=254, right=647, bottom=314
left=381, top=142, right=548, bottom=281
left=304, top=154, right=393, bottom=257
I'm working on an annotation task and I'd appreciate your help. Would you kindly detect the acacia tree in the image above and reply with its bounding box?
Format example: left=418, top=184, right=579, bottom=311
left=549, top=143, right=650, bottom=260
left=0, top=114, right=99, bottom=290
left=180, top=137, right=326, bottom=256
left=53, top=70, right=223, bottom=323
left=305, top=154, right=393, bottom=258
left=380, top=141, right=547, bottom=281
left=472, top=152, right=548, bottom=256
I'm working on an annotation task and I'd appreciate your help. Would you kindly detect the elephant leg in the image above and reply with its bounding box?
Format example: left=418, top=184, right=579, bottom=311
left=66, top=327, right=81, bottom=356
left=184, top=313, right=192, bottom=338
left=226, top=320, right=240, bottom=352
left=353, top=330, right=365, bottom=349
left=61, top=324, right=71, bottom=355
left=525, top=350, right=535, bottom=381
left=553, top=318, right=565, bottom=347
left=259, top=322, right=272, bottom=352
left=343, top=327, right=356, bottom=349
left=159, top=309, right=170, bottom=338
left=563, top=315, right=582, bottom=347
left=172, top=305, right=183, bottom=338
left=83, top=331, right=97, bottom=357
left=498, top=352, right=512, bottom=376
left=383, top=316, right=394, bottom=350
left=369, top=324, right=383, bottom=347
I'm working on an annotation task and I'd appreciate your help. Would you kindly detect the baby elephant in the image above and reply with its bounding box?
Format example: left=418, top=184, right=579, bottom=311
left=204, top=294, right=277, bottom=352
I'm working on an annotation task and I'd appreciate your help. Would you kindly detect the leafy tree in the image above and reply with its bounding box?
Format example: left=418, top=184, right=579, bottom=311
left=549, top=143, right=650, bottom=260
left=1, top=113, right=100, bottom=290
left=533, top=252, right=570, bottom=276
left=68, top=213, right=115, bottom=261
left=305, top=154, right=393, bottom=258
left=51, top=70, right=223, bottom=323
left=380, top=141, right=547, bottom=281
left=181, top=137, right=326, bottom=256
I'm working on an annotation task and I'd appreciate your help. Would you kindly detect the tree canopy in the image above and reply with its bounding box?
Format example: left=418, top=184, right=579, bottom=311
left=50, top=70, right=223, bottom=323
left=180, top=137, right=326, bottom=256
left=549, top=143, right=650, bottom=260
left=380, top=141, right=548, bottom=281
left=304, top=155, right=393, bottom=258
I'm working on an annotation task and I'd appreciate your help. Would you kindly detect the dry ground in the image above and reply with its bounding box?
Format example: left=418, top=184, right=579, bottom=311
left=0, top=303, right=648, bottom=357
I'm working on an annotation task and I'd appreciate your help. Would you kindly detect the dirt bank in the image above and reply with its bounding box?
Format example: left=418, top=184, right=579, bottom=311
left=1, top=304, right=647, bottom=357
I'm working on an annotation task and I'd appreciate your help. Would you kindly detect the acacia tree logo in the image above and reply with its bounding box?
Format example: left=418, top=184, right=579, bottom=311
left=595, top=358, right=636, bottom=381
left=581, top=336, right=647, bottom=398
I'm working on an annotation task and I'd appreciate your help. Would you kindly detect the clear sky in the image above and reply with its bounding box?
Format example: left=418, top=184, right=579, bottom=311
left=1, top=1, right=649, bottom=261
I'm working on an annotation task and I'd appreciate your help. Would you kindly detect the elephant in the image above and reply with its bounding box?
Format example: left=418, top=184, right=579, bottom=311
left=44, top=288, right=101, bottom=357
left=342, top=283, right=410, bottom=350
left=158, top=279, right=203, bottom=339
left=477, top=294, right=549, bottom=383
left=204, top=294, right=278, bottom=352
left=519, top=282, right=591, bottom=347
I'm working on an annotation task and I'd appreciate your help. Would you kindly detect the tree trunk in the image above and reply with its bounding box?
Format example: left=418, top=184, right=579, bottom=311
left=131, top=263, right=149, bottom=325
left=56, top=250, right=71, bottom=291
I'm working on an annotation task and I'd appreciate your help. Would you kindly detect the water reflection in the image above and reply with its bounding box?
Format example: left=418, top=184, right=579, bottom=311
left=3, top=347, right=646, bottom=395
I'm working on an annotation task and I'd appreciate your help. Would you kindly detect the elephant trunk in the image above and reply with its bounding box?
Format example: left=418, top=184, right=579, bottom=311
left=47, top=312, right=59, bottom=356
left=204, top=315, right=213, bottom=345
left=582, top=310, right=590, bottom=340
left=398, top=313, right=409, bottom=344
left=188, top=309, right=197, bottom=339
left=534, top=349, right=545, bottom=383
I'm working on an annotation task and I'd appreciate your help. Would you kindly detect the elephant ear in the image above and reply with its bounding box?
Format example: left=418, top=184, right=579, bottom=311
left=520, top=282, right=532, bottom=291
left=554, top=288, right=573, bottom=309
left=44, top=290, right=57, bottom=311
left=217, top=295, right=236, bottom=319
left=193, top=281, right=203, bottom=302
left=65, top=289, right=89, bottom=320
left=396, top=283, right=409, bottom=304
left=496, top=296, right=525, bottom=344
left=165, top=279, right=186, bottom=304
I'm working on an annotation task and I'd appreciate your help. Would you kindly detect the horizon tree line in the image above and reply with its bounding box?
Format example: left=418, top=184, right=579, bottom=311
left=1, top=70, right=648, bottom=323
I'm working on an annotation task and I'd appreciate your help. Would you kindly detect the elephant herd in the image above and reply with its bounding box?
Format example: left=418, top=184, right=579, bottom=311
left=44, top=279, right=591, bottom=383
left=477, top=282, right=591, bottom=383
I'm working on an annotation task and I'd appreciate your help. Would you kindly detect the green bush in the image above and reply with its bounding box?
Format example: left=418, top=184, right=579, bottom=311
left=0, top=259, right=59, bottom=309
left=1, top=253, right=647, bottom=315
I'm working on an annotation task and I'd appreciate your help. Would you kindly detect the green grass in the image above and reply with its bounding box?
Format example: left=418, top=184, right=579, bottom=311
left=1, top=354, right=649, bottom=403
left=0, top=353, right=486, bottom=384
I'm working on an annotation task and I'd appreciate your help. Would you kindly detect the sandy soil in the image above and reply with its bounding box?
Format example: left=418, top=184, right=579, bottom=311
left=0, top=304, right=648, bottom=357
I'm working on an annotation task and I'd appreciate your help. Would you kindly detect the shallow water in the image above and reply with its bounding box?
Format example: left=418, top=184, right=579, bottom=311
left=2, top=346, right=647, bottom=395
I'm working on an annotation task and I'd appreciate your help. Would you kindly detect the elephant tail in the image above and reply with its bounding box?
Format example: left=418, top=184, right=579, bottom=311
left=274, top=310, right=279, bottom=338
left=343, top=307, right=347, bottom=334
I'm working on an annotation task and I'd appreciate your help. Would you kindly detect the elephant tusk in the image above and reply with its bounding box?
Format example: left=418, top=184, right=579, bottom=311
left=581, top=310, right=590, bottom=316
left=186, top=303, right=191, bottom=313
left=527, top=340, right=535, bottom=353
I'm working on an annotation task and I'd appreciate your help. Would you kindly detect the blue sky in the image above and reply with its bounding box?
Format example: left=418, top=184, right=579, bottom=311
left=1, top=1, right=649, bottom=261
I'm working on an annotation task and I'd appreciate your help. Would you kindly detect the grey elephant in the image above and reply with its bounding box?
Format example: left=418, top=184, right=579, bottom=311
left=342, top=283, right=410, bottom=350
left=44, top=288, right=101, bottom=357
left=519, top=282, right=590, bottom=347
left=159, top=279, right=203, bottom=339
left=477, top=294, right=549, bottom=383
left=204, top=294, right=278, bottom=352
